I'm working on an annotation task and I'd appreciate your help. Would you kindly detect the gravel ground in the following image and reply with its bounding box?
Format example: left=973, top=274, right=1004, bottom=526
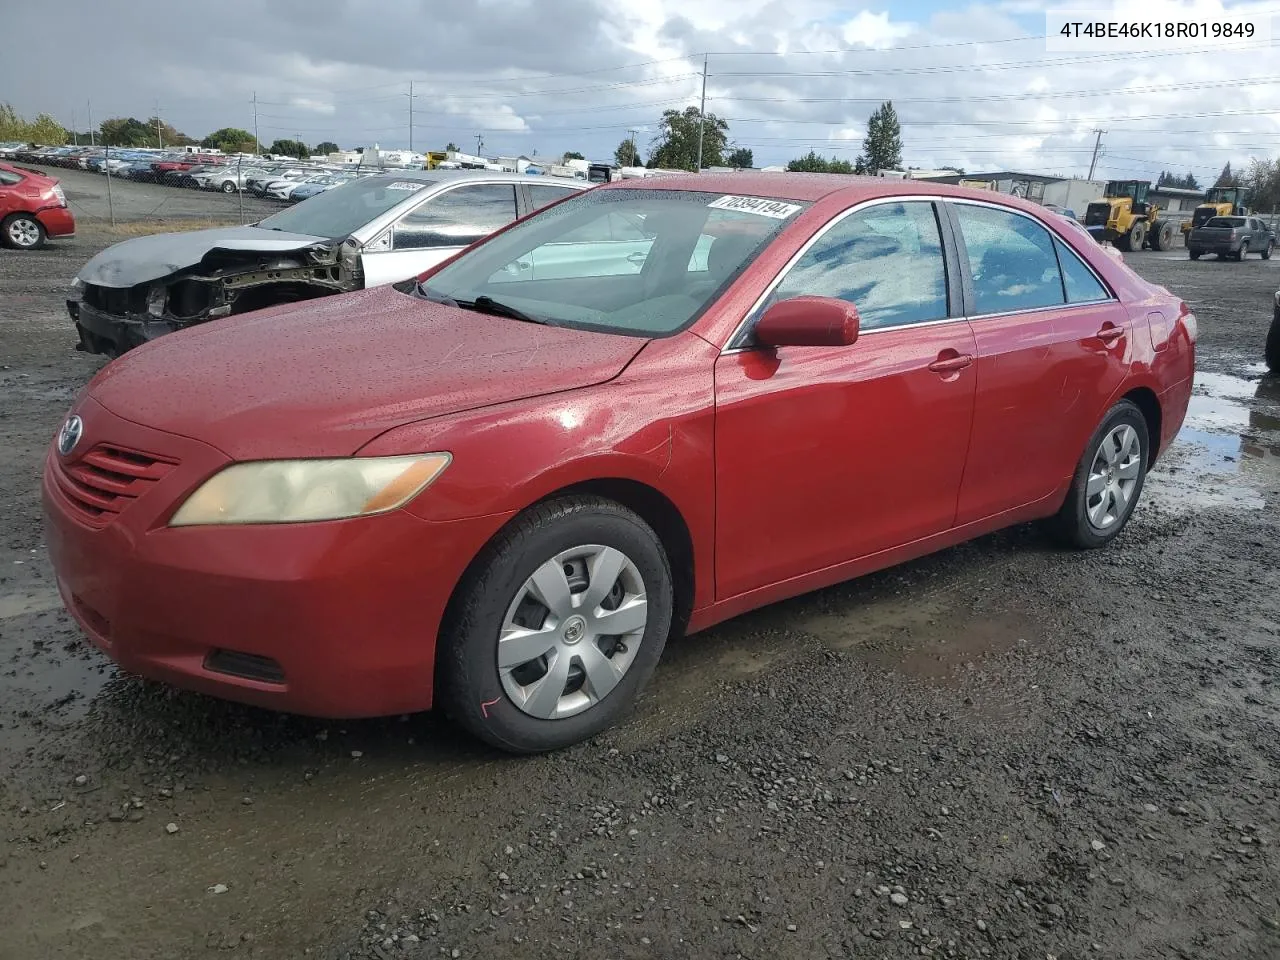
left=1, top=175, right=1278, bottom=960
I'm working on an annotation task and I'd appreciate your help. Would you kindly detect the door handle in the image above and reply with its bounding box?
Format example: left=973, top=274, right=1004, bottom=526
left=626, top=251, right=648, bottom=263
left=928, top=353, right=974, bottom=373
left=1096, top=325, right=1125, bottom=343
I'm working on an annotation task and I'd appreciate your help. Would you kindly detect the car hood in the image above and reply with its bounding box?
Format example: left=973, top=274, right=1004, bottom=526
left=76, top=225, right=332, bottom=288
left=86, top=285, right=648, bottom=460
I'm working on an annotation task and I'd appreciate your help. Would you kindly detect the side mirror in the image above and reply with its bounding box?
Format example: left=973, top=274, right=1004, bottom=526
left=754, top=295, right=860, bottom=348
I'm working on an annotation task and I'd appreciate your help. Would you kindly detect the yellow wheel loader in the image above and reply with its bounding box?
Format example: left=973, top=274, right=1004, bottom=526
left=1180, top=186, right=1249, bottom=245
left=1082, top=180, right=1176, bottom=252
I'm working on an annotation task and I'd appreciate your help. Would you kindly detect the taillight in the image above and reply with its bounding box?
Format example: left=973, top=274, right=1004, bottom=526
left=51, top=184, right=66, bottom=207
left=1177, top=302, right=1197, bottom=344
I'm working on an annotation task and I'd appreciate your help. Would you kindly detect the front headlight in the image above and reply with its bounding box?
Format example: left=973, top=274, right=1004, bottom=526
left=169, top=453, right=451, bottom=526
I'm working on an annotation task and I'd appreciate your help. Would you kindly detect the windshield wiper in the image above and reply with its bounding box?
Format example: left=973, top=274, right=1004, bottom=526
left=454, top=295, right=549, bottom=325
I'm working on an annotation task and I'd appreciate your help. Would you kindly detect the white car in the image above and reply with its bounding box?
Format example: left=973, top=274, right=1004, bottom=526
left=67, top=170, right=590, bottom=356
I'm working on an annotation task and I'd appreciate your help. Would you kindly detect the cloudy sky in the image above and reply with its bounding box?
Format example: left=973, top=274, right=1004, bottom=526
left=2, top=0, right=1278, bottom=181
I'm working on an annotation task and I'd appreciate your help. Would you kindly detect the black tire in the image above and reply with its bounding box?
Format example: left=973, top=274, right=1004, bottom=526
left=1235, top=242, right=1247, bottom=262
left=1265, top=310, right=1280, bottom=373
left=1150, top=220, right=1174, bottom=252
left=1128, top=221, right=1147, bottom=252
left=1189, top=249, right=1201, bottom=260
left=1263, top=241, right=1273, bottom=261
left=1048, top=399, right=1150, bottom=549
left=437, top=495, right=674, bottom=754
left=1, top=213, right=47, bottom=250
left=220, top=180, right=237, bottom=193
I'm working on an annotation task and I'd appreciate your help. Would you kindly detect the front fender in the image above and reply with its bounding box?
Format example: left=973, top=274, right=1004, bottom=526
left=354, top=334, right=719, bottom=606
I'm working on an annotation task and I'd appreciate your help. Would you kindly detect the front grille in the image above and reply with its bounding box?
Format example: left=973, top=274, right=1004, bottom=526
left=83, top=283, right=146, bottom=316
left=1084, top=203, right=1111, bottom=227
left=205, top=649, right=286, bottom=685
left=51, top=443, right=178, bottom=526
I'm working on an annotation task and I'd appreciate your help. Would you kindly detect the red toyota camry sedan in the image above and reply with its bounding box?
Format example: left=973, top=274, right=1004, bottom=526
left=42, top=173, right=1195, bottom=753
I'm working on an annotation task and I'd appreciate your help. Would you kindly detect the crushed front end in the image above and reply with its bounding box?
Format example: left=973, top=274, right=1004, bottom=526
left=68, top=240, right=362, bottom=357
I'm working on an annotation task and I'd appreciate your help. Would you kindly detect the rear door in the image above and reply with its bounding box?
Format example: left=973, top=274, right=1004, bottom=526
left=944, top=200, right=1129, bottom=523
left=0, top=168, right=24, bottom=218
left=362, top=182, right=520, bottom=286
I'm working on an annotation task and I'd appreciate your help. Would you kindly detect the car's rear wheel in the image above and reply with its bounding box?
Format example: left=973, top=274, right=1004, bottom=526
left=1189, top=249, right=1201, bottom=260
left=1235, top=241, right=1248, bottom=261
left=438, top=496, right=673, bottom=753
left=221, top=180, right=237, bottom=193
left=1263, top=240, right=1273, bottom=261
left=1049, top=400, right=1149, bottom=549
left=1, top=214, right=47, bottom=250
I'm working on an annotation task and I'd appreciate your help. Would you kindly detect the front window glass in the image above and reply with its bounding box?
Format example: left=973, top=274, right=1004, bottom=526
left=392, top=183, right=518, bottom=250
left=421, top=188, right=806, bottom=337
left=254, top=174, right=441, bottom=238
left=765, top=201, right=949, bottom=330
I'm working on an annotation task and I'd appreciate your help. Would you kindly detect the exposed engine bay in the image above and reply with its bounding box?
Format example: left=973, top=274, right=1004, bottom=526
left=68, top=237, right=362, bottom=357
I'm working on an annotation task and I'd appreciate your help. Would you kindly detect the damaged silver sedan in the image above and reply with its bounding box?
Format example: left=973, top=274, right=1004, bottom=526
left=67, top=169, right=588, bottom=356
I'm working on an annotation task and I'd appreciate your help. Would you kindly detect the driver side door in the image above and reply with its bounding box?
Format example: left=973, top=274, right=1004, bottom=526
left=712, top=199, right=977, bottom=598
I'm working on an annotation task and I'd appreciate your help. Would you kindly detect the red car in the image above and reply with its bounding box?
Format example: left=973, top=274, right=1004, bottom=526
left=1, top=161, right=74, bottom=249
left=42, top=174, right=1195, bottom=753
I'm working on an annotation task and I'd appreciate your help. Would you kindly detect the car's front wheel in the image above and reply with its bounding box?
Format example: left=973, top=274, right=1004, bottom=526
left=1049, top=400, right=1150, bottom=549
left=438, top=496, right=674, bottom=753
left=1, top=213, right=47, bottom=250
left=221, top=180, right=237, bottom=193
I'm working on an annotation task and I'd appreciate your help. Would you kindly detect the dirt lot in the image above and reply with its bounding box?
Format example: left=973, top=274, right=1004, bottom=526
left=1, top=172, right=1278, bottom=960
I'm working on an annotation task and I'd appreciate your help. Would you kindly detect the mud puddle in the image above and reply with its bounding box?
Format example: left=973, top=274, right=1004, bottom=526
left=1145, top=369, right=1280, bottom=511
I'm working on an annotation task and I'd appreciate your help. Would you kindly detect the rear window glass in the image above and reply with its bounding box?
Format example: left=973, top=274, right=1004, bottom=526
left=1206, top=217, right=1246, bottom=228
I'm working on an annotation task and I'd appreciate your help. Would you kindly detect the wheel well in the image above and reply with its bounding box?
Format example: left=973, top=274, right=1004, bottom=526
left=544, top=479, right=696, bottom=638
left=1123, top=386, right=1162, bottom=467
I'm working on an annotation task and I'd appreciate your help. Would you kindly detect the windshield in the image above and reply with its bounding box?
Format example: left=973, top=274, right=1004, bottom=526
left=255, top=174, right=437, bottom=238
left=420, top=187, right=808, bottom=337
left=1206, top=217, right=1246, bottom=227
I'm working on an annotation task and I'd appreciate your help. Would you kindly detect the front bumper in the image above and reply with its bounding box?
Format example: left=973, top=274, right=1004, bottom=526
left=68, top=298, right=181, bottom=357
left=42, top=395, right=506, bottom=718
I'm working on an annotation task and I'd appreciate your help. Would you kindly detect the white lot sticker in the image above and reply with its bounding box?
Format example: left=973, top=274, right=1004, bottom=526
left=385, top=181, right=427, bottom=191
left=707, top=195, right=803, bottom=219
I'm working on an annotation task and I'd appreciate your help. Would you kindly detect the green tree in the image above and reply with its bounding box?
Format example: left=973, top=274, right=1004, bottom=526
left=859, top=101, right=902, bottom=174
left=613, top=137, right=641, bottom=167
left=268, top=138, right=310, bottom=159
left=445, top=142, right=459, bottom=152
left=28, top=112, right=67, bottom=145
left=0, top=103, right=68, bottom=144
left=202, top=127, right=256, bottom=153
left=726, top=147, right=754, bottom=169
left=786, top=151, right=856, bottom=174
left=99, top=117, right=152, bottom=146
left=1182, top=172, right=1200, bottom=190
left=649, top=106, right=729, bottom=171
left=562, top=150, right=585, bottom=161
left=1245, top=158, right=1280, bottom=213
left=314, top=141, right=340, bottom=155
left=1214, top=162, right=1239, bottom=188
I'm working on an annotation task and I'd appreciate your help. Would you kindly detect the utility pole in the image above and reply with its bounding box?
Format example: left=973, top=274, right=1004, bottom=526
left=408, top=80, right=414, bottom=153
left=87, top=100, right=95, bottom=146
left=627, top=128, right=639, bottom=166
left=1087, top=128, right=1105, bottom=180
left=71, top=109, right=77, bottom=146
left=475, top=133, right=485, bottom=157
left=694, top=53, right=708, bottom=172
left=155, top=99, right=164, bottom=148
left=252, top=92, right=260, bottom=156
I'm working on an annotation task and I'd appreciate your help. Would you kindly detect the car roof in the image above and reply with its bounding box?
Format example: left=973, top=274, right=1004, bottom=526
left=599, top=171, right=1051, bottom=210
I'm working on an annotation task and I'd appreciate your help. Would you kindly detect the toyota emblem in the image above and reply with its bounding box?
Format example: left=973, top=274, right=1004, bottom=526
left=57, top=415, right=83, bottom=457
